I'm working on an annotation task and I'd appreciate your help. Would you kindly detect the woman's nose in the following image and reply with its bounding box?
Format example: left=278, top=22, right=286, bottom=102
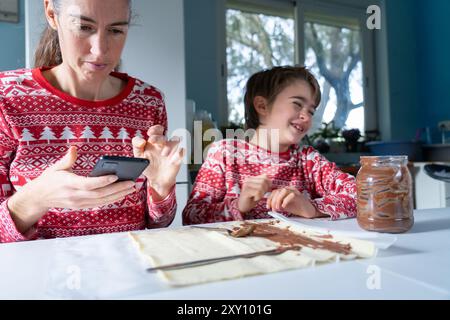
left=90, top=33, right=108, bottom=56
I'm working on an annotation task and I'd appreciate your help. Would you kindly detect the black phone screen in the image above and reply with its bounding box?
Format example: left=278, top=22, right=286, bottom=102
left=89, top=156, right=150, bottom=181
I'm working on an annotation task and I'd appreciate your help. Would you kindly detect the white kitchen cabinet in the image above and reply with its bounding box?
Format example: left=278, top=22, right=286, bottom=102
left=412, top=162, right=450, bottom=209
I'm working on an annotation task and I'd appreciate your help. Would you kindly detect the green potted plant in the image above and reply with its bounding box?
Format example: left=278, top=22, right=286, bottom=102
left=341, top=128, right=361, bottom=152
left=307, top=121, right=341, bottom=153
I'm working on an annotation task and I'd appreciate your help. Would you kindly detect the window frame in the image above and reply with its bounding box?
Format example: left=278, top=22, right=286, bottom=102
left=221, top=0, right=383, bottom=133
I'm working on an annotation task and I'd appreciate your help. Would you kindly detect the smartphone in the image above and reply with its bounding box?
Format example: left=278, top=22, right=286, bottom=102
left=89, top=156, right=150, bottom=182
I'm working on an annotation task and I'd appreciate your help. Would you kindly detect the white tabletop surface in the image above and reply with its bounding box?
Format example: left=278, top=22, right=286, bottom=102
left=0, top=208, right=449, bottom=300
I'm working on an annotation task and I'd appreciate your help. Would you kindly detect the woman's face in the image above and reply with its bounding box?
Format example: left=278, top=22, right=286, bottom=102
left=47, top=0, right=130, bottom=80
left=260, top=80, right=316, bottom=148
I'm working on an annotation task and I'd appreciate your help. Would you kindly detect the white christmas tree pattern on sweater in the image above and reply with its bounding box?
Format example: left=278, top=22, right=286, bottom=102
left=20, top=126, right=142, bottom=144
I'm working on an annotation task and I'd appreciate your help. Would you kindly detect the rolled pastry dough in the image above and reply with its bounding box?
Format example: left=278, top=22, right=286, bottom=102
left=129, top=220, right=376, bottom=286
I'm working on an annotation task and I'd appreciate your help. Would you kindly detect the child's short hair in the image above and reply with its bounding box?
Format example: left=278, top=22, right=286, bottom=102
left=244, top=66, right=321, bottom=130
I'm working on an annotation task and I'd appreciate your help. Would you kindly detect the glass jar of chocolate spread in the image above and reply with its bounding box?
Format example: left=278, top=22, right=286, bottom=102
left=356, top=156, right=414, bottom=233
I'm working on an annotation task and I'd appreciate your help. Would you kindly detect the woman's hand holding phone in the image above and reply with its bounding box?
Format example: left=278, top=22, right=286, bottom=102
left=8, top=146, right=136, bottom=234
left=131, top=125, right=185, bottom=201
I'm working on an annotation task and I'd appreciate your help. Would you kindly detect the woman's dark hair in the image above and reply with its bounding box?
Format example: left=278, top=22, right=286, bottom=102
left=244, top=66, right=321, bottom=130
left=34, top=25, right=62, bottom=68
left=34, top=0, right=63, bottom=68
left=34, top=0, right=132, bottom=68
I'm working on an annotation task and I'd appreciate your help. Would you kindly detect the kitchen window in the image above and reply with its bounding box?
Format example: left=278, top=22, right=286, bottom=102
left=224, top=0, right=377, bottom=135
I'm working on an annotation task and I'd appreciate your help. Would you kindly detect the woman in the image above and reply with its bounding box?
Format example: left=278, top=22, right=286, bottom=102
left=0, top=0, right=184, bottom=243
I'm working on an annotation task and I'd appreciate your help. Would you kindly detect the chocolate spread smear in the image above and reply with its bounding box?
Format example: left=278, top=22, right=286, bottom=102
left=239, top=221, right=352, bottom=255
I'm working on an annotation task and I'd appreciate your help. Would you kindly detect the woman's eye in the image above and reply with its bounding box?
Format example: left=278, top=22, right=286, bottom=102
left=79, top=25, right=93, bottom=32
left=110, top=28, right=124, bottom=34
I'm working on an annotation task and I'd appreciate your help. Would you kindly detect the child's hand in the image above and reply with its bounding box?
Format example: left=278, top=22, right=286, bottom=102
left=266, top=187, right=322, bottom=219
left=237, top=174, right=272, bottom=213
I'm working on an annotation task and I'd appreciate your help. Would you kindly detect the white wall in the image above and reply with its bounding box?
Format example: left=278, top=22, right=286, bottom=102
left=25, top=0, right=188, bottom=227
left=25, top=0, right=46, bottom=68
left=120, top=0, right=188, bottom=227
left=121, top=0, right=188, bottom=181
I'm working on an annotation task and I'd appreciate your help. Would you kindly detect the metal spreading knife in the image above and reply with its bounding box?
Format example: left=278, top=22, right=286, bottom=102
left=146, top=246, right=299, bottom=272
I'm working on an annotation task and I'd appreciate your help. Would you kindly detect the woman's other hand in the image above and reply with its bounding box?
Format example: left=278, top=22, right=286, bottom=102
left=131, top=125, right=184, bottom=201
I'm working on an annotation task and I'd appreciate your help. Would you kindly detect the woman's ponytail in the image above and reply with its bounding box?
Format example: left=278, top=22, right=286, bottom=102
left=34, top=26, right=62, bottom=68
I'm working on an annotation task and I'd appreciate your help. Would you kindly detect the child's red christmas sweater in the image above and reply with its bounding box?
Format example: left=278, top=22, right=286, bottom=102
left=183, top=139, right=357, bottom=224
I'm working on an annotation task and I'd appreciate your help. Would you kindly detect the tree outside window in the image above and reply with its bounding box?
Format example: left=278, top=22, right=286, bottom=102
left=226, top=5, right=366, bottom=136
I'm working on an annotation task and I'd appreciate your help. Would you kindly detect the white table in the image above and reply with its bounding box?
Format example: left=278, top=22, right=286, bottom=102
left=0, top=208, right=449, bottom=300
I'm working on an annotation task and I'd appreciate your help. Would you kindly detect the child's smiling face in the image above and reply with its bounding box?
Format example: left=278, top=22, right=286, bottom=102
left=258, top=80, right=317, bottom=149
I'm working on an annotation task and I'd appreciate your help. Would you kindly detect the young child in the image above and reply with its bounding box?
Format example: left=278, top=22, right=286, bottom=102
left=182, top=66, right=357, bottom=225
